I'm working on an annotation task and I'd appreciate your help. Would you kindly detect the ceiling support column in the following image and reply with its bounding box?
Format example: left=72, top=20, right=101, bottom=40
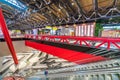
left=0, top=8, right=18, bottom=65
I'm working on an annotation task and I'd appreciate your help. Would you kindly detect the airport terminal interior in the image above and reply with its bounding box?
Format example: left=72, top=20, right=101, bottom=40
left=0, top=0, right=120, bottom=80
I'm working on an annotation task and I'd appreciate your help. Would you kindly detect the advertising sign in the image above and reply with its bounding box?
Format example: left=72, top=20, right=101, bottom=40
left=102, top=30, right=120, bottom=37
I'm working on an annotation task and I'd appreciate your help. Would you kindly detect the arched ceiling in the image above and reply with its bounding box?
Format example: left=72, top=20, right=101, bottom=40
left=1, top=0, right=120, bottom=30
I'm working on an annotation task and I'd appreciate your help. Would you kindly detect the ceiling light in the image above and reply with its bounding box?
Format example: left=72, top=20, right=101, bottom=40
left=71, top=3, right=75, bottom=6
left=58, top=9, right=61, bottom=11
left=49, top=11, right=51, bottom=13
left=73, top=24, right=76, bottom=27
left=66, top=25, right=68, bottom=27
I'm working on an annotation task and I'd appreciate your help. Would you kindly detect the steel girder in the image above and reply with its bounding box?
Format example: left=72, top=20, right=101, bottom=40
left=4, top=0, right=120, bottom=29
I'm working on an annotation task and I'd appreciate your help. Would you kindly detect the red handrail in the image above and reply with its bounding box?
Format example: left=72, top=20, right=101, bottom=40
left=25, top=34, right=120, bottom=50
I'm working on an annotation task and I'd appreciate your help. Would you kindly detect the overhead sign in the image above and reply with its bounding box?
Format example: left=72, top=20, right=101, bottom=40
left=46, top=26, right=52, bottom=29
left=46, top=26, right=58, bottom=30
left=0, top=0, right=27, bottom=11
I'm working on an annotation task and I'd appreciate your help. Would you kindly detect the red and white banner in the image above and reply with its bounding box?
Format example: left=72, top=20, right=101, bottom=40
left=75, top=22, right=95, bottom=36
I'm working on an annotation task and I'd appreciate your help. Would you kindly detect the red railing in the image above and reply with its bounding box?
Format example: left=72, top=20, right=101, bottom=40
left=25, top=34, right=120, bottom=50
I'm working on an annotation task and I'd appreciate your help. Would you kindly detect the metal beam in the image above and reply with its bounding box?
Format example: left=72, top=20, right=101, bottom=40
left=74, top=0, right=87, bottom=19
left=113, top=0, right=117, bottom=7
left=0, top=9, right=18, bottom=64
left=92, top=0, right=99, bottom=18
left=93, top=0, right=98, bottom=12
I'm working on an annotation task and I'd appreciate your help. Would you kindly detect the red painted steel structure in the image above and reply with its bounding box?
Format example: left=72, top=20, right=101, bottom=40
left=25, top=34, right=120, bottom=50
left=0, top=9, right=18, bottom=64
left=25, top=40, right=106, bottom=64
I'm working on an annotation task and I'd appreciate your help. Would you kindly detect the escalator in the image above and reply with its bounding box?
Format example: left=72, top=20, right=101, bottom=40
left=27, top=58, right=120, bottom=80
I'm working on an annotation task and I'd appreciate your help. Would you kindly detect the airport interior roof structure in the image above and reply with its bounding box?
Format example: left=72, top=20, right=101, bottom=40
left=1, top=0, right=120, bottom=80
left=1, top=0, right=120, bottom=29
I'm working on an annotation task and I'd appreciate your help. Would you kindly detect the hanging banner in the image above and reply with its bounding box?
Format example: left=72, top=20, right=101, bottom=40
left=75, top=22, right=95, bottom=36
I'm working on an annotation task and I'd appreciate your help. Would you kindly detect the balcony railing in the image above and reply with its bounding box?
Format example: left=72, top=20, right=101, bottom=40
left=25, top=34, right=120, bottom=50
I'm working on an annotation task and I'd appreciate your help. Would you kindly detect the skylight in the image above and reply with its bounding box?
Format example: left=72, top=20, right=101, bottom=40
left=0, top=0, right=27, bottom=11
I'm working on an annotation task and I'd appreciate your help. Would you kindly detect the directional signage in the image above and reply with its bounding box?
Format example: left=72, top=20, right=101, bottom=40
left=0, top=0, right=27, bottom=11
